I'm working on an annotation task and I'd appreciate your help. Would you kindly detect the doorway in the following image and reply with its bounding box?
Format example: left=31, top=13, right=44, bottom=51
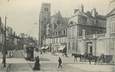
left=89, top=46, right=93, bottom=55
left=87, top=42, right=93, bottom=55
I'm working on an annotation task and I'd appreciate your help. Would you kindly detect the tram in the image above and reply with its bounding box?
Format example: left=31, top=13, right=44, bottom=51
left=25, top=45, right=34, bottom=61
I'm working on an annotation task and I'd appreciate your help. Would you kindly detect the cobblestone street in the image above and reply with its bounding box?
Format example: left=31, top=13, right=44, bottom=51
left=0, top=50, right=114, bottom=72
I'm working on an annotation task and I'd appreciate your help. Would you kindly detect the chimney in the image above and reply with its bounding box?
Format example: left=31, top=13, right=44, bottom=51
left=74, top=9, right=79, bottom=14
left=91, top=8, right=97, bottom=17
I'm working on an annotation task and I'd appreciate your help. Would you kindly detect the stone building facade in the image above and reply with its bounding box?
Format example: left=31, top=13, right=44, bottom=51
left=67, top=3, right=115, bottom=63
left=67, top=5, right=106, bottom=55
left=105, top=7, right=115, bottom=62
left=39, top=3, right=115, bottom=63
left=44, top=12, right=68, bottom=52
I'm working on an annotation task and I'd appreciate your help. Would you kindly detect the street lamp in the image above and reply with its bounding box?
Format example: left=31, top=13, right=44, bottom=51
left=93, top=33, right=97, bottom=56
left=2, top=16, right=7, bottom=67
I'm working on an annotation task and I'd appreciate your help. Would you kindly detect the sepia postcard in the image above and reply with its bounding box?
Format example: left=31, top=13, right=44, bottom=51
left=0, top=0, right=115, bottom=72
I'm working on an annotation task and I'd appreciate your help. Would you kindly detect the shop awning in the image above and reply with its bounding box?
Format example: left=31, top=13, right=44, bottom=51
left=45, top=46, right=49, bottom=49
left=58, top=45, right=65, bottom=51
left=41, top=47, right=45, bottom=49
left=41, top=46, right=49, bottom=50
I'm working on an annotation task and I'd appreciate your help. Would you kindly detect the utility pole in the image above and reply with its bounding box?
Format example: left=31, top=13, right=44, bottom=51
left=2, top=16, right=7, bottom=67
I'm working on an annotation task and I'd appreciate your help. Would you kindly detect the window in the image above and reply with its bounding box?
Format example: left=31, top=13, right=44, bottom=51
left=58, top=31, right=61, bottom=35
left=44, top=18, right=46, bottom=21
left=79, top=31, right=82, bottom=36
left=54, top=24, right=57, bottom=29
left=44, top=8, right=48, bottom=11
left=57, top=20, right=60, bottom=24
left=70, top=21, right=73, bottom=24
left=64, top=30, right=66, bottom=35
left=56, top=32, right=58, bottom=35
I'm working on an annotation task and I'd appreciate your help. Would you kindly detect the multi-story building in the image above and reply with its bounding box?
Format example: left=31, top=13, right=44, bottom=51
left=0, top=17, right=20, bottom=51
left=67, top=3, right=115, bottom=63
left=106, top=7, right=115, bottom=62
left=67, top=5, right=106, bottom=55
left=39, top=3, right=115, bottom=63
left=45, top=11, right=68, bottom=52
left=0, top=17, right=4, bottom=51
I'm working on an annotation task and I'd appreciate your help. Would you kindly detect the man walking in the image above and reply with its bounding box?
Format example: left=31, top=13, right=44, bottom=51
left=58, top=57, right=62, bottom=68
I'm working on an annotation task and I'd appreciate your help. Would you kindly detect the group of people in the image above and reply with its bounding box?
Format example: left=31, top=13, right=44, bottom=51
left=33, top=56, right=63, bottom=71
left=73, top=53, right=110, bottom=64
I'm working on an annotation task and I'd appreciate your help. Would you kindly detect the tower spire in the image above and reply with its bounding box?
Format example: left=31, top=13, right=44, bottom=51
left=80, top=4, right=84, bottom=12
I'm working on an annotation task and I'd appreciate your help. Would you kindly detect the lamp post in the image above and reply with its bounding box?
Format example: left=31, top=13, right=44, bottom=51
left=2, top=16, right=7, bottom=67
left=93, top=33, right=97, bottom=56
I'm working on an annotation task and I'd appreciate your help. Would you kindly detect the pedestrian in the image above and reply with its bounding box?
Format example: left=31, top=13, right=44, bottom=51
left=58, top=57, right=62, bottom=68
left=88, top=53, right=92, bottom=64
left=74, top=55, right=77, bottom=62
left=33, top=56, right=40, bottom=70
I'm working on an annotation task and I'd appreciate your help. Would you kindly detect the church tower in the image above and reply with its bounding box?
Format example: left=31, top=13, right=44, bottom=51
left=39, top=3, right=51, bottom=47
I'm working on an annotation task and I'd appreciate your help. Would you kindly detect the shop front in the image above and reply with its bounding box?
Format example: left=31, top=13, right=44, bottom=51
left=51, top=43, right=67, bottom=56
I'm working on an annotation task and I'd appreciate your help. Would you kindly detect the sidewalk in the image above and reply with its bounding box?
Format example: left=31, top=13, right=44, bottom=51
left=0, top=64, right=9, bottom=72
left=67, top=63, right=113, bottom=72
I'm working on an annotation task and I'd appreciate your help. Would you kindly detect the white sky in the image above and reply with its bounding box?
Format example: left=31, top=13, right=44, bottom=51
left=0, top=0, right=114, bottom=39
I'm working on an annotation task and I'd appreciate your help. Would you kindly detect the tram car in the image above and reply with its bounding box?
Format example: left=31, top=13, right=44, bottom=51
left=25, top=46, right=34, bottom=61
